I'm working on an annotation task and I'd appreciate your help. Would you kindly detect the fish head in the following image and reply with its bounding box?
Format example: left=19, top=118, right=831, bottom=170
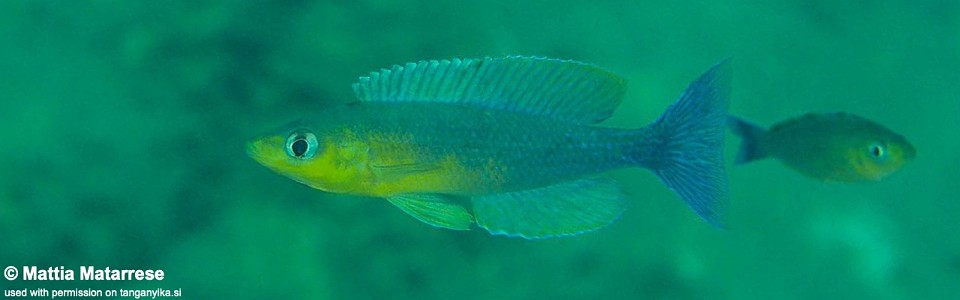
left=247, top=121, right=369, bottom=194
left=846, top=127, right=915, bottom=181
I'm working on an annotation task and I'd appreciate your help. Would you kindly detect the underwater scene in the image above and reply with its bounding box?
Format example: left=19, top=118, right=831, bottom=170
left=1, top=1, right=958, bottom=299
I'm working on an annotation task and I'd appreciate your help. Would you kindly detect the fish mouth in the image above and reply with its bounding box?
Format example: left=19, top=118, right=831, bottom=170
left=245, top=139, right=266, bottom=163
left=903, top=143, right=917, bottom=160
left=246, top=135, right=286, bottom=168
left=245, top=140, right=258, bottom=159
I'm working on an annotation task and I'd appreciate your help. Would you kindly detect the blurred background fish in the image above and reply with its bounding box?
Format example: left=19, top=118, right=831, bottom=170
left=729, top=113, right=915, bottom=182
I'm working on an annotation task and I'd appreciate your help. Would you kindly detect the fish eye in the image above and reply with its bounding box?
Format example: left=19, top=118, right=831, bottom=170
left=285, top=130, right=318, bottom=159
left=868, top=142, right=887, bottom=161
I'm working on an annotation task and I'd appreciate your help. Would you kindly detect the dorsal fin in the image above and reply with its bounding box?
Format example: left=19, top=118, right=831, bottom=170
left=769, top=113, right=820, bottom=133
left=351, top=56, right=628, bottom=124
left=770, top=112, right=875, bottom=134
left=769, top=112, right=868, bottom=133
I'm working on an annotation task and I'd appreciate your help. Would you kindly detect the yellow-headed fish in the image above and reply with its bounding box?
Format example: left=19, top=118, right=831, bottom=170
left=248, top=56, right=731, bottom=239
left=729, top=113, right=915, bottom=182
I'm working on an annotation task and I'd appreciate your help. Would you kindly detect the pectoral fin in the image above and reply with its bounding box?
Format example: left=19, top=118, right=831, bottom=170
left=387, top=194, right=474, bottom=231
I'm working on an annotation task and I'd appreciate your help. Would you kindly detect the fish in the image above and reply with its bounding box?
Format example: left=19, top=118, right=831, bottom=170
left=247, top=56, right=731, bottom=239
left=728, top=113, right=915, bottom=182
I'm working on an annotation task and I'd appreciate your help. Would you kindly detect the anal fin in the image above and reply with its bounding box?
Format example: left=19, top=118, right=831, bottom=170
left=471, top=178, right=628, bottom=239
left=387, top=194, right=474, bottom=230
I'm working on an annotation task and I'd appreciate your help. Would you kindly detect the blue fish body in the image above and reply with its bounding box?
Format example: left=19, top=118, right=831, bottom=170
left=247, top=57, right=731, bottom=238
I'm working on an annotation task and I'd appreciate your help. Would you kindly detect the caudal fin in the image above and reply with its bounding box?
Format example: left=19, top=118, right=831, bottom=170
left=727, top=116, right=768, bottom=164
left=642, top=60, right=731, bottom=228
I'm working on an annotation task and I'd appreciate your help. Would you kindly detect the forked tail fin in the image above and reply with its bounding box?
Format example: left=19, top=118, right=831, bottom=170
left=633, top=60, right=731, bottom=228
left=727, top=116, right=768, bottom=164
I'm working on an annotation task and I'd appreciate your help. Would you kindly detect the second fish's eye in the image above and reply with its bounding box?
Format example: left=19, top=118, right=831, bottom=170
left=285, top=130, right=318, bottom=159
left=868, top=142, right=886, bottom=161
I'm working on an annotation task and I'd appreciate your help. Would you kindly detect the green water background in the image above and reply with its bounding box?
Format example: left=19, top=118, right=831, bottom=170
left=1, top=1, right=957, bottom=299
